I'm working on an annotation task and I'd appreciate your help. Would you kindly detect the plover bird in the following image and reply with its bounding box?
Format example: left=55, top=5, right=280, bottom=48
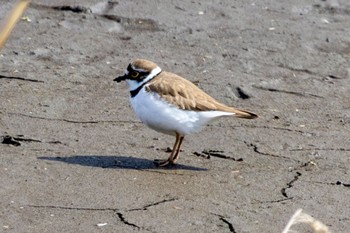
left=114, top=59, right=257, bottom=166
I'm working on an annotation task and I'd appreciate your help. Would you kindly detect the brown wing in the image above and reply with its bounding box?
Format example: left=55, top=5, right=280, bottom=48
left=145, top=71, right=258, bottom=119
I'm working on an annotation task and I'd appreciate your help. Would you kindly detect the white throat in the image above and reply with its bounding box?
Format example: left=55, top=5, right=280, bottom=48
left=127, top=66, right=162, bottom=91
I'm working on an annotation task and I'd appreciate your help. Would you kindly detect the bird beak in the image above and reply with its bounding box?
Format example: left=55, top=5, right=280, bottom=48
left=113, top=74, right=127, bottom=82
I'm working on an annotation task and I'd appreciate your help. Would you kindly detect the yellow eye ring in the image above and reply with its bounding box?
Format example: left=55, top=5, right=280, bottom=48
left=131, top=72, right=139, bottom=78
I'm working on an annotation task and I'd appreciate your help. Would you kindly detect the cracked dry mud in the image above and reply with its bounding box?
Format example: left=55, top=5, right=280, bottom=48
left=1, top=0, right=350, bottom=232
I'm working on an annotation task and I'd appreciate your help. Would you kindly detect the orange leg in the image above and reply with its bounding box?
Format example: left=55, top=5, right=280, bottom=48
left=154, top=133, right=184, bottom=167
left=171, top=135, right=184, bottom=164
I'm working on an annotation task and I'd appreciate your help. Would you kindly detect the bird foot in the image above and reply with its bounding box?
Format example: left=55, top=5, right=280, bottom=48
left=153, top=159, right=175, bottom=167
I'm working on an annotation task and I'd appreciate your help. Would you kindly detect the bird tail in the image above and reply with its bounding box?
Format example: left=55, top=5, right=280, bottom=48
left=231, top=108, right=258, bottom=119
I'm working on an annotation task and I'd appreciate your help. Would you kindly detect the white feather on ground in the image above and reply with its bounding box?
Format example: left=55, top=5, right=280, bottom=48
left=282, top=209, right=331, bottom=233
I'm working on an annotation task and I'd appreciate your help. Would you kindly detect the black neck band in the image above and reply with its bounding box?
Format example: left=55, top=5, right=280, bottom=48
left=130, top=81, right=147, bottom=98
left=130, top=71, right=162, bottom=98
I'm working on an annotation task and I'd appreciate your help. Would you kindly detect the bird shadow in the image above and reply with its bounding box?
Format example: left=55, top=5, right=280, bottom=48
left=38, top=155, right=207, bottom=171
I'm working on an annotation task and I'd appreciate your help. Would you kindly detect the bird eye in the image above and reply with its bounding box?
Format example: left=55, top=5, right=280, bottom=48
left=131, top=71, right=139, bottom=78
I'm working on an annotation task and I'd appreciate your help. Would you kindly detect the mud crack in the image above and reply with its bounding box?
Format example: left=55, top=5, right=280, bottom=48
left=116, top=212, right=140, bottom=229
left=1, top=134, right=64, bottom=146
left=281, top=172, right=302, bottom=198
left=30, top=3, right=161, bottom=32
left=0, top=74, right=44, bottom=83
left=244, top=141, right=297, bottom=162
left=30, top=3, right=91, bottom=13
left=333, top=181, right=350, bottom=187
left=213, top=214, right=237, bottom=233
left=2, top=135, right=21, bottom=146
left=1, top=111, right=139, bottom=124
left=26, top=204, right=117, bottom=211
left=26, top=205, right=141, bottom=229
left=253, top=85, right=322, bottom=98
left=101, top=15, right=161, bottom=31
left=290, top=147, right=350, bottom=152
left=236, top=87, right=250, bottom=99
left=277, top=63, right=315, bottom=75
left=233, top=124, right=315, bottom=137
left=2, top=135, right=41, bottom=146
left=220, top=217, right=236, bottom=233
left=259, top=198, right=291, bottom=203
left=128, top=198, right=178, bottom=212
left=51, top=5, right=90, bottom=13
left=311, top=180, right=350, bottom=188
left=193, top=150, right=243, bottom=161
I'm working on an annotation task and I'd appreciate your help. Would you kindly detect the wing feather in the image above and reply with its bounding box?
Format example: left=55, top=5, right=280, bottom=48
left=145, top=71, right=258, bottom=119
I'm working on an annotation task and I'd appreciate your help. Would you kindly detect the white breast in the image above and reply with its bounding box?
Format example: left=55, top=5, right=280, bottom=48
left=130, top=88, right=234, bottom=136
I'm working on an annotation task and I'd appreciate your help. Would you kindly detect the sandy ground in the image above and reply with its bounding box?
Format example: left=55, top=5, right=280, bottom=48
left=1, top=0, right=350, bottom=232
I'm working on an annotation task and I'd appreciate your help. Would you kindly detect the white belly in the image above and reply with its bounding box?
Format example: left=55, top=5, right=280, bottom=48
left=130, top=88, right=234, bottom=136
